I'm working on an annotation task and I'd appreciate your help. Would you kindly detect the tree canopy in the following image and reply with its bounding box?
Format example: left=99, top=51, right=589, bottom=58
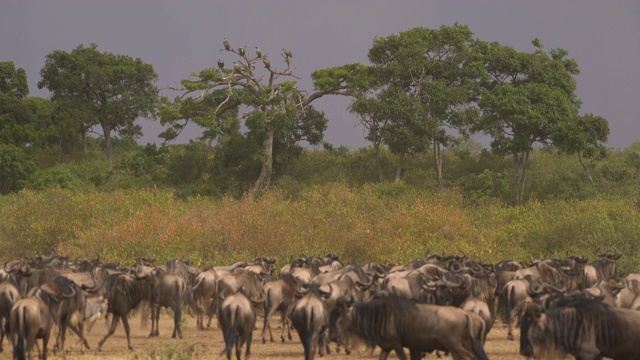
left=38, top=43, right=158, bottom=161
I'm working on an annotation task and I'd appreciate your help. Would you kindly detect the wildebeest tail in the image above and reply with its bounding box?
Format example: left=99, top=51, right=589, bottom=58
left=505, top=284, right=514, bottom=326
left=260, top=288, right=273, bottom=339
left=222, top=306, right=239, bottom=360
left=465, top=312, right=489, bottom=360
left=304, top=307, right=315, bottom=360
left=13, top=307, right=26, bottom=360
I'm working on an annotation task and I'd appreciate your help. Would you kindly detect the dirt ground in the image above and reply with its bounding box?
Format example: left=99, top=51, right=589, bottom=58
left=0, top=313, right=521, bottom=359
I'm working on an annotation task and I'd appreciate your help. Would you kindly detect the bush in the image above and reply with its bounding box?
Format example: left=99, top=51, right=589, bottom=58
left=0, top=144, right=37, bottom=194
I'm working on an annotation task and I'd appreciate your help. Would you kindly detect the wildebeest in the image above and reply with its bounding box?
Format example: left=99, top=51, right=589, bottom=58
left=218, top=290, right=262, bottom=360
left=0, top=280, right=22, bottom=353
left=27, top=275, right=90, bottom=355
left=96, top=269, right=159, bottom=351
left=291, top=289, right=330, bottom=360
left=261, top=274, right=296, bottom=343
left=521, top=296, right=640, bottom=359
left=329, top=296, right=488, bottom=360
left=149, top=268, right=187, bottom=339
left=9, top=281, right=76, bottom=360
left=186, top=269, right=218, bottom=330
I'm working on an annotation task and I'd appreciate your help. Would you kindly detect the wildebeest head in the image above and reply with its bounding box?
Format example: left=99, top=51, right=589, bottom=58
left=329, top=295, right=354, bottom=344
left=520, top=302, right=544, bottom=357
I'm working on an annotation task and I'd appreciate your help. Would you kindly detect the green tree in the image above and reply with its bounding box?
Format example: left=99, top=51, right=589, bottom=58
left=38, top=43, right=158, bottom=161
left=160, top=39, right=366, bottom=193
left=367, top=24, right=484, bottom=190
left=553, top=114, right=609, bottom=183
left=348, top=93, right=390, bottom=182
left=477, top=39, right=580, bottom=202
left=0, top=144, right=37, bottom=194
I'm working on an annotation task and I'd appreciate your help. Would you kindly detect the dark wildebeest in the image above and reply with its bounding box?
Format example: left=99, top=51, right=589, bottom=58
left=291, top=289, right=330, bottom=360
left=149, top=268, right=187, bottom=339
left=521, top=296, right=640, bottom=359
left=429, top=274, right=493, bottom=338
left=96, top=269, right=159, bottom=351
left=218, top=290, right=263, bottom=360
left=329, top=296, right=488, bottom=360
left=9, top=282, right=76, bottom=360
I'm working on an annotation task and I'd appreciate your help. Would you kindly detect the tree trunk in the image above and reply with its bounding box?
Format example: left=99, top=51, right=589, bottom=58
left=434, top=141, right=443, bottom=192
left=101, top=122, right=113, bottom=163
left=394, top=151, right=404, bottom=182
left=373, top=140, right=385, bottom=183
left=251, top=128, right=274, bottom=194
left=578, top=152, right=594, bottom=183
left=512, top=151, right=529, bottom=203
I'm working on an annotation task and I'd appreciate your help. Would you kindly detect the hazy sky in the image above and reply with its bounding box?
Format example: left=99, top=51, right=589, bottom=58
left=2, top=1, right=638, bottom=149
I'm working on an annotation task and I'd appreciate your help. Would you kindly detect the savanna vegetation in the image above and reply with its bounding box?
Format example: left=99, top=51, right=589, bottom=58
left=2, top=25, right=639, bottom=270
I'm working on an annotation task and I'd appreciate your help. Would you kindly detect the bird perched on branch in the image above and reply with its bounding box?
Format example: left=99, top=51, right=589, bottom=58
left=223, top=38, right=231, bottom=51
left=217, top=59, right=224, bottom=69
left=283, top=48, right=292, bottom=58
left=234, top=62, right=242, bottom=74
left=262, top=56, right=271, bottom=69
left=238, top=46, right=246, bottom=56
left=255, top=46, right=263, bottom=58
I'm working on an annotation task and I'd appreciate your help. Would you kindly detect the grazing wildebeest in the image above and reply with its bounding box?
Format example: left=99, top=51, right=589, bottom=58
left=9, top=282, right=76, bottom=360
left=329, top=296, right=488, bottom=360
left=218, top=290, right=262, bottom=360
left=291, top=289, right=330, bottom=360
left=96, top=270, right=159, bottom=351
left=521, top=296, right=640, bottom=359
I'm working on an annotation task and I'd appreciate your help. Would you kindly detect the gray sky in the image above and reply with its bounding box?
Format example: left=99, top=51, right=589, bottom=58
left=2, top=1, right=638, bottom=149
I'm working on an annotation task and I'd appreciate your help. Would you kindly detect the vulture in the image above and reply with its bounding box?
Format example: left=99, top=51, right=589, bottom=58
left=283, top=48, right=292, bottom=58
left=233, top=62, right=242, bottom=74
left=255, top=46, right=263, bottom=58
left=262, top=56, right=271, bottom=69
left=223, top=38, right=231, bottom=51
left=217, top=59, right=224, bottom=69
left=238, top=46, right=246, bottom=56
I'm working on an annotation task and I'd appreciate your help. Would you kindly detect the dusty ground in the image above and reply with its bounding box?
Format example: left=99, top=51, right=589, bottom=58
left=0, top=313, right=521, bottom=359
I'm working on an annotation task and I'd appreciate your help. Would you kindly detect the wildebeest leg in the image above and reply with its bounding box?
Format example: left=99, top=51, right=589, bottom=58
left=261, top=306, right=274, bottom=343
left=149, top=306, right=160, bottom=337
left=97, top=314, right=120, bottom=351
left=173, top=302, right=183, bottom=339
left=0, top=318, right=4, bottom=353
left=409, top=349, right=423, bottom=360
left=121, top=314, right=135, bottom=351
left=246, top=331, right=252, bottom=360
left=41, top=330, right=51, bottom=360
left=72, top=320, right=90, bottom=353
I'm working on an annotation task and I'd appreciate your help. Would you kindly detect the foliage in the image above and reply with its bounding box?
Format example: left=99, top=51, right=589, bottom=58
left=3, top=186, right=640, bottom=273
left=38, top=43, right=158, bottom=161
left=0, top=144, right=37, bottom=194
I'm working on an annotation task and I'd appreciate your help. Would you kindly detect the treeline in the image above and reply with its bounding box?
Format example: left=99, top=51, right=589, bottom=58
left=2, top=23, right=624, bottom=203
left=2, top=134, right=637, bottom=203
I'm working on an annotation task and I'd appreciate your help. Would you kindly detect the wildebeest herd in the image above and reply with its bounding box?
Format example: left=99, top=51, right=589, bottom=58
left=0, top=250, right=639, bottom=359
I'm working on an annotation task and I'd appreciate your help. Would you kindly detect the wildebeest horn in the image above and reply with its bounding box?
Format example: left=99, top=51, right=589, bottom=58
left=4, top=260, right=19, bottom=272
left=317, top=283, right=332, bottom=296
left=62, top=283, right=77, bottom=298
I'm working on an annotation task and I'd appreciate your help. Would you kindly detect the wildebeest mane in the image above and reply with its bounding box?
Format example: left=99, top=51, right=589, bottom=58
left=545, top=297, right=626, bottom=354
left=349, top=296, right=417, bottom=348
